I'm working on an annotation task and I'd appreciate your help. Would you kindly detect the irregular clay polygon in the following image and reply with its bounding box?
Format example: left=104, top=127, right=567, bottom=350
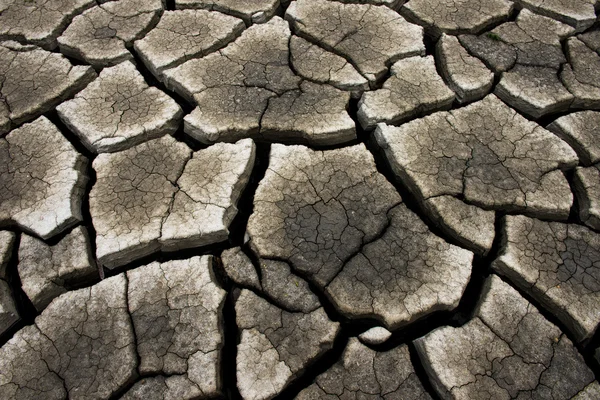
left=548, top=111, right=600, bottom=166
left=403, top=0, right=513, bottom=35
left=127, top=256, right=225, bottom=396
left=57, top=0, right=164, bottom=67
left=286, top=0, right=424, bottom=82
left=0, top=0, right=96, bottom=49
left=175, top=0, right=281, bottom=24
left=358, top=56, right=455, bottom=129
left=415, top=275, right=596, bottom=399
left=493, top=215, right=600, bottom=341
left=235, top=289, right=339, bottom=400
left=436, top=34, right=494, bottom=103
left=574, top=165, right=600, bottom=231
left=375, top=95, right=579, bottom=219
left=0, top=231, right=15, bottom=280
left=57, top=61, right=183, bottom=154
left=134, top=9, right=245, bottom=78
left=0, top=41, right=96, bottom=134
left=0, top=117, right=88, bottom=240
left=297, top=338, right=431, bottom=399
left=18, top=226, right=97, bottom=311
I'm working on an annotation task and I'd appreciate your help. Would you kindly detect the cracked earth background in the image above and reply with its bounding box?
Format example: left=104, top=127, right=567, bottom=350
left=1, top=0, right=600, bottom=399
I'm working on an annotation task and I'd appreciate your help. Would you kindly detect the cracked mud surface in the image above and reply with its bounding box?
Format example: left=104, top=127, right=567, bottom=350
left=1, top=1, right=600, bottom=399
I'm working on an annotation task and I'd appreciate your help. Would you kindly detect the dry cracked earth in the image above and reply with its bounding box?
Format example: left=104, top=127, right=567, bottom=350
left=2, top=0, right=600, bottom=399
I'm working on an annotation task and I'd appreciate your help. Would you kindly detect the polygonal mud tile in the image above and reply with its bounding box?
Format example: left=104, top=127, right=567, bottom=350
left=358, top=326, right=392, bottom=345
left=286, top=0, right=424, bottom=83
left=57, top=0, right=164, bottom=67
left=290, top=36, right=369, bottom=95
left=0, top=41, right=96, bottom=134
left=0, top=231, right=15, bottom=280
left=0, top=117, right=88, bottom=240
left=121, top=376, right=210, bottom=400
left=495, top=65, right=574, bottom=119
left=402, top=0, right=513, bottom=35
left=166, top=17, right=355, bottom=145
left=127, top=256, right=225, bottom=396
left=57, top=61, right=182, bottom=154
left=260, top=81, right=355, bottom=145
left=415, top=275, right=596, bottom=399
left=423, top=195, right=496, bottom=255
left=0, top=275, right=137, bottom=400
left=0, top=279, right=19, bottom=337
left=548, top=111, right=600, bottom=166
left=296, top=338, right=431, bottom=399
left=562, top=38, right=600, bottom=110
left=91, top=136, right=255, bottom=268
left=134, top=9, right=244, bottom=79
left=358, top=56, right=455, bottom=129
left=0, top=0, right=96, bottom=49
left=221, top=247, right=261, bottom=291
left=375, top=95, right=579, bottom=219
left=248, top=144, right=473, bottom=330
left=579, top=30, right=600, bottom=54
left=513, top=0, right=597, bottom=31
left=435, top=34, right=494, bottom=104
left=493, top=215, right=600, bottom=342
left=491, top=9, right=572, bottom=69
left=18, top=226, right=97, bottom=311
left=164, top=16, right=299, bottom=103
left=235, top=289, right=339, bottom=400
left=573, top=382, right=600, bottom=400
left=458, top=34, right=517, bottom=72
left=175, top=0, right=281, bottom=24
left=574, top=165, right=600, bottom=231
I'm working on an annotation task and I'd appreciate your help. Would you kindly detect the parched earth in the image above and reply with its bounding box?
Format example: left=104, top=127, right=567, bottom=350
left=1, top=0, right=600, bottom=399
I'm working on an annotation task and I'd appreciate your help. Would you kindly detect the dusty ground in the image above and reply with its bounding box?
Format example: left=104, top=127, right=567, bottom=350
left=1, top=0, right=600, bottom=399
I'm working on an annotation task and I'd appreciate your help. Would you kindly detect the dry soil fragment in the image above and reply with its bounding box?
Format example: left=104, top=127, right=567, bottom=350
left=402, top=0, right=513, bottom=35
left=0, top=117, right=88, bottom=240
left=221, top=247, right=261, bottom=290
left=424, top=195, right=495, bottom=255
left=290, top=35, right=369, bottom=94
left=175, top=0, right=281, bottom=24
left=458, top=34, right=517, bottom=72
left=0, top=41, right=96, bottom=134
left=416, top=275, right=595, bottom=399
left=494, top=215, right=600, bottom=342
left=548, top=111, right=600, bottom=166
left=134, top=9, right=245, bottom=79
left=57, top=61, right=183, bottom=154
left=121, top=376, right=209, bottom=400
left=248, top=144, right=473, bottom=329
left=166, top=17, right=355, bottom=145
left=0, top=275, right=138, bottom=400
left=18, top=226, right=97, bottom=311
left=286, top=0, right=424, bottom=83
left=58, top=0, right=164, bottom=67
left=562, top=38, right=600, bottom=110
left=579, top=30, right=600, bottom=54
left=0, top=231, right=15, bottom=280
left=513, top=0, right=597, bottom=31
left=0, top=0, right=96, bottom=49
left=161, top=139, right=256, bottom=250
left=574, top=165, right=600, bottom=231
left=358, top=56, right=455, bottom=129
left=235, top=289, right=339, bottom=400
left=327, top=203, right=473, bottom=328
left=0, top=279, right=18, bottom=337
left=375, top=95, right=578, bottom=219
left=574, top=382, right=600, bottom=400
left=358, top=326, right=392, bottom=345
left=127, top=256, right=225, bottom=396
left=0, top=325, right=65, bottom=400
left=436, top=34, right=494, bottom=104
left=260, top=81, right=355, bottom=145
left=91, top=136, right=255, bottom=268
left=495, top=65, right=574, bottom=118
left=297, top=338, right=431, bottom=399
